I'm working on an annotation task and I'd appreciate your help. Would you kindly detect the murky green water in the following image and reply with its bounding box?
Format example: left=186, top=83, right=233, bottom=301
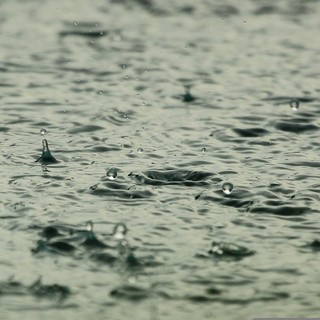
left=1, top=1, right=320, bottom=319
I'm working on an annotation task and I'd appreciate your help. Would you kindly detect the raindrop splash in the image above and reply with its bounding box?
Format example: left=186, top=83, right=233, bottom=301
left=106, top=168, right=118, bottom=180
left=290, top=99, right=299, bottom=111
left=222, top=182, right=234, bottom=195
left=113, top=223, right=128, bottom=240
left=182, top=86, right=195, bottom=103
left=82, top=221, right=107, bottom=248
left=35, top=139, right=58, bottom=164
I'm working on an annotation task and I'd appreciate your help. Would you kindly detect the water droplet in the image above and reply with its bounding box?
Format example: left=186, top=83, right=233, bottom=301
left=106, top=168, right=118, bottom=180
left=290, top=99, right=299, bottom=111
left=40, top=128, right=47, bottom=135
left=201, top=147, right=206, bottom=153
left=86, top=221, right=93, bottom=232
left=137, top=148, right=143, bottom=153
left=128, top=276, right=136, bottom=284
left=222, top=182, right=234, bottom=195
left=42, top=139, right=49, bottom=152
left=113, top=223, right=127, bottom=240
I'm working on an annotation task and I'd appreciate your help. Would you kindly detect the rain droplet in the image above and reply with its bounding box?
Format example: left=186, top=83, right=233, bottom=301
left=290, top=99, right=299, bottom=111
left=106, top=168, right=118, bottom=180
left=86, top=221, right=93, bottom=232
left=113, top=223, right=127, bottom=240
left=222, top=182, right=234, bottom=195
left=40, top=128, right=47, bottom=135
left=201, top=147, right=206, bottom=153
left=137, top=148, right=144, bottom=153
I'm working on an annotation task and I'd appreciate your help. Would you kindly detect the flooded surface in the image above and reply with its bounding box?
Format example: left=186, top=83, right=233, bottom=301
left=1, top=0, right=320, bottom=319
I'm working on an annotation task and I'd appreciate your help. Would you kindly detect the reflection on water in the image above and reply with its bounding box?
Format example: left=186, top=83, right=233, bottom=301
left=1, top=0, right=320, bottom=319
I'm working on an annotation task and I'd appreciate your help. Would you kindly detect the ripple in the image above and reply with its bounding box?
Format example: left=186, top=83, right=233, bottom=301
left=274, top=122, right=318, bottom=133
left=110, top=285, right=150, bottom=301
left=232, top=128, right=269, bottom=138
left=129, top=169, right=215, bottom=186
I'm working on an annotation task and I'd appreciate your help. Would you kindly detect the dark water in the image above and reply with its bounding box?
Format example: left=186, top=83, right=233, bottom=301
left=1, top=0, right=320, bottom=319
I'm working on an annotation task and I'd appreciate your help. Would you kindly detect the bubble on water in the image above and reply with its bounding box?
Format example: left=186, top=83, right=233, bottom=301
left=222, top=182, right=234, bottom=195
left=86, top=221, right=93, bottom=232
left=113, top=223, right=127, bottom=240
left=137, top=148, right=144, bottom=153
left=40, top=128, right=47, bottom=135
left=201, top=147, right=206, bottom=153
left=290, top=99, right=299, bottom=111
left=106, top=167, right=118, bottom=180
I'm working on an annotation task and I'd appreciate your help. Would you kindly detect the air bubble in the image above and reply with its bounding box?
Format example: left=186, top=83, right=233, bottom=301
left=40, top=128, right=47, bottom=135
left=106, top=168, right=118, bottom=180
left=222, top=182, right=234, bottom=195
left=290, top=99, right=299, bottom=111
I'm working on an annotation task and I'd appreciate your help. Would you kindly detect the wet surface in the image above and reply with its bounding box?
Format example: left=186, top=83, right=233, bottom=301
left=1, top=0, right=320, bottom=319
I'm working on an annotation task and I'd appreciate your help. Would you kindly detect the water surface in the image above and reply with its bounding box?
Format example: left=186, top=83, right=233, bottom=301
left=1, top=1, right=320, bottom=319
